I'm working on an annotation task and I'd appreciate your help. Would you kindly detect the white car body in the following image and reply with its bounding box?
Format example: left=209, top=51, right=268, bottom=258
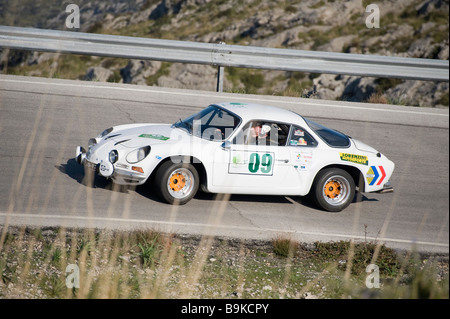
left=76, top=102, right=394, bottom=211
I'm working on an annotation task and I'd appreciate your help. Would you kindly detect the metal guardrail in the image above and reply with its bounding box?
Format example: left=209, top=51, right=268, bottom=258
left=0, top=26, right=448, bottom=91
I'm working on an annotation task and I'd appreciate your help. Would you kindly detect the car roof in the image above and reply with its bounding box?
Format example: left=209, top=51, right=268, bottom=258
left=214, top=102, right=306, bottom=125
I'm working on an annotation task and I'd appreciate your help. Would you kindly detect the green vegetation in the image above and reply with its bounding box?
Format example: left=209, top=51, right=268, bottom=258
left=272, top=235, right=299, bottom=258
left=375, top=78, right=404, bottom=93
left=226, top=67, right=265, bottom=94
left=281, top=76, right=313, bottom=98
left=310, top=1, right=326, bottom=9
left=5, top=52, right=88, bottom=79
left=437, top=93, right=449, bottom=107
left=0, top=0, right=64, bottom=28
left=0, top=226, right=447, bottom=299
left=225, top=68, right=315, bottom=97
left=146, top=62, right=171, bottom=86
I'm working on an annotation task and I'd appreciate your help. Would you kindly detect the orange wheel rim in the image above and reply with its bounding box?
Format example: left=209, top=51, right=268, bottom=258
left=324, top=181, right=341, bottom=199
left=169, top=173, right=186, bottom=192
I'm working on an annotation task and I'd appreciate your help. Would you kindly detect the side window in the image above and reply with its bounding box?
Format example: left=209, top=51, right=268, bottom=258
left=233, top=121, right=290, bottom=146
left=288, top=125, right=317, bottom=147
left=233, top=121, right=252, bottom=145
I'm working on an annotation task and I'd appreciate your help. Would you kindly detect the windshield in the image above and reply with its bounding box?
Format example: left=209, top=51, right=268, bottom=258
left=173, top=105, right=241, bottom=141
left=303, top=117, right=350, bottom=148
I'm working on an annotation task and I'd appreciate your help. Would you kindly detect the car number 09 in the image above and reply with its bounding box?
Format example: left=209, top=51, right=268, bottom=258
left=248, top=153, right=273, bottom=174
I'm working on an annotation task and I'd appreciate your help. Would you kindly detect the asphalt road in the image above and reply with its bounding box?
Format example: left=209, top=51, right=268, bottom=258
left=0, top=75, right=448, bottom=253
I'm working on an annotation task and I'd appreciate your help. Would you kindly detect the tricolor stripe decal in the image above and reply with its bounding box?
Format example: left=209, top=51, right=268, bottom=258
left=366, top=166, right=386, bottom=186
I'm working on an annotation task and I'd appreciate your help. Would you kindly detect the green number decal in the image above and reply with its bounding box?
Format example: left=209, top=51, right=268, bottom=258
left=248, top=153, right=260, bottom=173
left=248, top=153, right=272, bottom=174
left=260, top=154, right=273, bottom=173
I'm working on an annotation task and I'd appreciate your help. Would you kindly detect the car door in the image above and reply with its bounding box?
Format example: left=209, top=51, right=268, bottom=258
left=212, top=121, right=299, bottom=194
left=284, top=124, right=319, bottom=195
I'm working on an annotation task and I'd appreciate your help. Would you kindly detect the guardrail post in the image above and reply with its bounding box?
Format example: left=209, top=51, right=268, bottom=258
left=216, top=41, right=225, bottom=92
left=216, top=65, right=224, bottom=92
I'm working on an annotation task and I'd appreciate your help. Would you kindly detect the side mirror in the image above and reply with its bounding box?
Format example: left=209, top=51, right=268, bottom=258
left=221, top=141, right=231, bottom=149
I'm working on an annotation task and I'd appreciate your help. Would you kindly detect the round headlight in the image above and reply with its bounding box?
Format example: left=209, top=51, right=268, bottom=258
left=126, top=146, right=151, bottom=164
left=109, top=150, right=118, bottom=164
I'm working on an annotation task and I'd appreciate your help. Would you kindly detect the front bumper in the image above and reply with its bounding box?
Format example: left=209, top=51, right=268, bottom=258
left=75, top=145, right=146, bottom=185
left=375, top=181, right=394, bottom=194
left=76, top=146, right=87, bottom=165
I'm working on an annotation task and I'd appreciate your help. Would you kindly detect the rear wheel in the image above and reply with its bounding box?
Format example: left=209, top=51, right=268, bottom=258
left=311, top=168, right=355, bottom=212
left=155, top=161, right=199, bottom=205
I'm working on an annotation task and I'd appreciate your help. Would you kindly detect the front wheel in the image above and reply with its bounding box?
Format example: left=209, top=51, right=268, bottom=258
left=154, top=161, right=199, bottom=205
left=311, top=168, right=355, bottom=212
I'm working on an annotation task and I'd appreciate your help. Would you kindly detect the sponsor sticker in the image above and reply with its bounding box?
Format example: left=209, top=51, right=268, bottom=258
left=340, top=153, right=368, bottom=166
left=366, top=166, right=376, bottom=185
left=295, top=150, right=313, bottom=171
left=366, top=165, right=386, bottom=186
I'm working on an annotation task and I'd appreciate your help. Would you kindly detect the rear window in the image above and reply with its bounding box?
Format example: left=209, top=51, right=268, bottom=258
left=304, top=118, right=350, bottom=148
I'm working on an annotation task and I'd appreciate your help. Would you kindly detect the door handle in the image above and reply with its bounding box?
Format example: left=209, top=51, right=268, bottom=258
left=277, top=159, right=289, bottom=163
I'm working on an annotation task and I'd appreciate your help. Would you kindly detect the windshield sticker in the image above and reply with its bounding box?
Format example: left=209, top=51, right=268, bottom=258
left=340, top=153, right=368, bottom=166
left=139, top=134, right=170, bottom=141
left=290, top=138, right=307, bottom=146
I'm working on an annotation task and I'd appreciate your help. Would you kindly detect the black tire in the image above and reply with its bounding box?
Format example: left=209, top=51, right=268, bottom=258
left=311, top=168, right=355, bottom=212
left=154, top=160, right=199, bottom=205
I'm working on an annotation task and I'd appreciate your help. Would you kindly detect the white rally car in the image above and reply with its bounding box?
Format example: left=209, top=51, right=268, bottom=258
left=76, top=102, right=394, bottom=212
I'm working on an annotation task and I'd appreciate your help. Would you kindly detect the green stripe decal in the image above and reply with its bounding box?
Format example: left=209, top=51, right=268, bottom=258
left=139, top=134, right=170, bottom=141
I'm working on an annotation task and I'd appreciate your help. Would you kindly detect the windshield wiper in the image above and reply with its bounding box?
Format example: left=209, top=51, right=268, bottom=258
left=186, top=121, right=193, bottom=134
left=173, top=118, right=190, bottom=133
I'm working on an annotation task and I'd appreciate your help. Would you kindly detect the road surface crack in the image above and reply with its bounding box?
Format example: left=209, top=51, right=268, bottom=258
left=229, top=202, right=259, bottom=229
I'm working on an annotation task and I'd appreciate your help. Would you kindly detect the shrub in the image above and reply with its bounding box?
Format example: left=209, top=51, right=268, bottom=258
left=272, top=236, right=298, bottom=258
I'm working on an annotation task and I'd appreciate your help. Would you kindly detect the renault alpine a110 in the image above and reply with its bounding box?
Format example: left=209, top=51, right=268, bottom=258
left=76, top=102, right=394, bottom=212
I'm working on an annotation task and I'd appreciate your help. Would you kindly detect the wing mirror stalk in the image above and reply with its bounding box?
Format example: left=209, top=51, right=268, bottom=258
left=221, top=141, right=231, bottom=150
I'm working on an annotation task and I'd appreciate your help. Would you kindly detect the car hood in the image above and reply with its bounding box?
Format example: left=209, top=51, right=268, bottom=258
left=106, top=123, right=186, bottom=148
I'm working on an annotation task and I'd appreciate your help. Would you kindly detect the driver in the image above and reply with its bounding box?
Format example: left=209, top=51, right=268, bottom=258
left=249, top=122, right=271, bottom=145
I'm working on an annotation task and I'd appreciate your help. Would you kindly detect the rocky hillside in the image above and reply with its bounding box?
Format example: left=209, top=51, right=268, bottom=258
left=1, top=0, right=448, bottom=107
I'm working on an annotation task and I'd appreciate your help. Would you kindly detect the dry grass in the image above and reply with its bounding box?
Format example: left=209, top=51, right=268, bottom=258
left=366, top=93, right=389, bottom=104
left=0, top=225, right=448, bottom=299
